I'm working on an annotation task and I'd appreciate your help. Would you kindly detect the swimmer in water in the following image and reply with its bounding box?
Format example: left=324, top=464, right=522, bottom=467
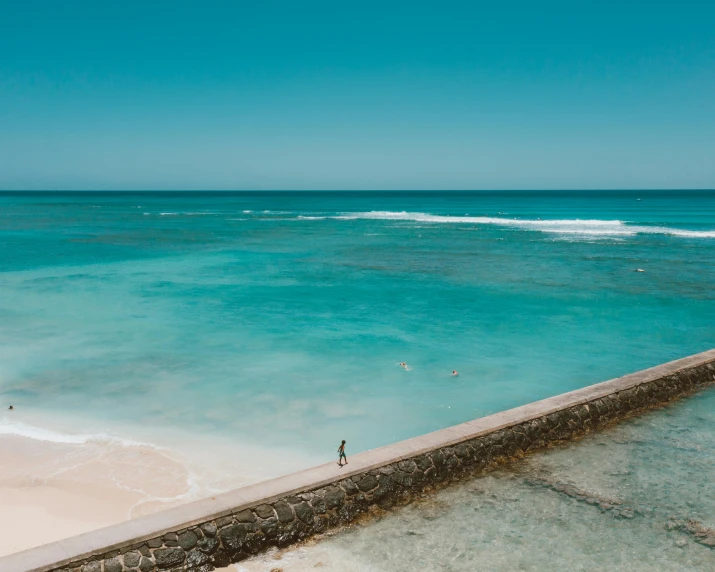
left=399, top=362, right=407, bottom=369
left=452, top=370, right=459, bottom=377
left=8, top=405, right=13, bottom=410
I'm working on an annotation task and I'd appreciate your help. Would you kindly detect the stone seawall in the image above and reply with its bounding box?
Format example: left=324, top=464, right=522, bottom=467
left=3, top=350, right=715, bottom=572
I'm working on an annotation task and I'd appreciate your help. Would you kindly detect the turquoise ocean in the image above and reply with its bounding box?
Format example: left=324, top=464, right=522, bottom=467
left=1, top=191, right=714, bottom=493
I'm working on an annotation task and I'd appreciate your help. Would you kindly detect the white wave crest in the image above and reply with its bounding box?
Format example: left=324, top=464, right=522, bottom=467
left=332, top=211, right=715, bottom=238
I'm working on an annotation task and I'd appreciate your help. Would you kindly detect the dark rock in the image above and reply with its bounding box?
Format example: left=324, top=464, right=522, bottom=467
left=294, top=501, right=314, bottom=524
left=260, top=518, right=279, bottom=537
left=356, top=475, right=378, bottom=492
left=200, top=522, right=217, bottom=537
left=255, top=504, right=275, bottom=519
left=339, top=478, right=359, bottom=495
left=431, top=450, right=445, bottom=468
left=105, top=557, right=123, bottom=572
left=138, top=545, right=152, bottom=557
left=411, top=470, right=427, bottom=486
left=178, top=530, right=198, bottom=550
left=313, top=515, right=329, bottom=533
left=196, top=536, right=219, bottom=555
left=123, top=551, right=142, bottom=568
left=153, top=547, right=185, bottom=569
left=218, top=524, right=247, bottom=551
left=81, top=562, right=102, bottom=572
left=324, top=487, right=345, bottom=509
left=455, top=444, right=472, bottom=459
left=186, top=548, right=210, bottom=568
left=211, top=551, right=232, bottom=568
left=139, top=556, right=155, bottom=572
left=215, top=516, right=234, bottom=528
left=273, top=500, right=295, bottom=523
left=398, top=460, right=417, bottom=473
left=392, top=470, right=413, bottom=487
left=163, top=533, right=178, bottom=543
left=147, top=538, right=163, bottom=548
left=310, top=496, right=327, bottom=514
left=413, top=455, right=432, bottom=471
left=235, top=509, right=256, bottom=523
left=190, top=526, right=203, bottom=539
left=101, top=550, right=120, bottom=560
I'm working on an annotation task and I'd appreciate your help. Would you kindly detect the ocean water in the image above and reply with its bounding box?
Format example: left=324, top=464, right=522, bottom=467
left=235, top=387, right=715, bottom=571
left=0, top=191, right=714, bottom=495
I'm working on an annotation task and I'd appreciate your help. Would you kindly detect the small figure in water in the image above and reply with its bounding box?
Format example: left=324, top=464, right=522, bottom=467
left=7, top=405, right=13, bottom=410
left=452, top=370, right=459, bottom=377
left=399, top=362, right=409, bottom=370
left=337, top=440, right=348, bottom=467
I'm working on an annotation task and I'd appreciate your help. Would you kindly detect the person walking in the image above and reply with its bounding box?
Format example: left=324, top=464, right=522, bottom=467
left=337, top=440, right=348, bottom=466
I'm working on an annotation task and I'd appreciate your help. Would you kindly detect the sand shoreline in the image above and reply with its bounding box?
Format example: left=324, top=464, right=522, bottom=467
left=0, top=433, right=193, bottom=557
left=0, top=416, right=318, bottom=558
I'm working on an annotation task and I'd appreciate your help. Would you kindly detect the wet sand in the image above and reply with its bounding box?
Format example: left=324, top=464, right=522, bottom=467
left=0, top=434, right=192, bottom=557
left=0, top=424, right=318, bottom=558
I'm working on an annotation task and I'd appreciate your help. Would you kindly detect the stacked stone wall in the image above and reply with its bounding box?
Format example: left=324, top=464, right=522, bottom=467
left=27, top=359, right=715, bottom=572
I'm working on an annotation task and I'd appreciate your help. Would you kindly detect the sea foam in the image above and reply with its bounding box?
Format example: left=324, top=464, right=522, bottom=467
left=0, top=418, right=154, bottom=448
left=331, top=211, right=715, bottom=238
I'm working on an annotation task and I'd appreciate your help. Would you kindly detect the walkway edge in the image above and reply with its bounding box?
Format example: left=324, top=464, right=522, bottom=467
left=3, top=349, right=715, bottom=572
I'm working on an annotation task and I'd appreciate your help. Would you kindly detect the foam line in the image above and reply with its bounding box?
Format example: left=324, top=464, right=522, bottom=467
left=329, top=211, right=715, bottom=238
left=0, top=418, right=154, bottom=448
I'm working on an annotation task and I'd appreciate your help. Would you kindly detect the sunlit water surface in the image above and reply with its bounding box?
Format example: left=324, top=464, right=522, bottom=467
left=235, top=388, right=715, bottom=571
left=0, top=191, right=714, bottom=496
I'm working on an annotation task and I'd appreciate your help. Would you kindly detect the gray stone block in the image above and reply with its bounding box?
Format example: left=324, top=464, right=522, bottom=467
left=123, top=551, right=141, bottom=568
left=273, top=500, right=295, bottom=523
left=153, top=547, right=184, bottom=569
left=177, top=530, right=198, bottom=550
left=235, top=509, right=256, bottom=523
left=218, top=524, right=247, bottom=551
left=196, top=536, right=219, bottom=555
left=254, top=504, right=275, bottom=519
left=323, top=487, right=345, bottom=509
left=104, top=557, right=123, bottom=572
left=356, top=474, right=378, bottom=492
left=294, top=501, right=314, bottom=524
left=186, top=548, right=210, bottom=568
left=310, top=496, right=327, bottom=514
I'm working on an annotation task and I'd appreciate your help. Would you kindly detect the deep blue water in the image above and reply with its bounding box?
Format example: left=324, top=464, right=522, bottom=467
left=0, top=191, right=713, bottom=479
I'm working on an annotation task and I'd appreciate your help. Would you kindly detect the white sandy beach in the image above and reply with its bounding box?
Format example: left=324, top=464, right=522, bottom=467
left=0, top=416, right=319, bottom=558
left=0, top=434, right=192, bottom=556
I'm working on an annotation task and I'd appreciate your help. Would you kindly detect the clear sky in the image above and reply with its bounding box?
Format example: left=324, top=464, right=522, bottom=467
left=1, top=1, right=714, bottom=190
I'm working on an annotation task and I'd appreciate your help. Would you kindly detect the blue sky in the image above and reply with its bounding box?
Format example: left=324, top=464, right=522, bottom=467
left=1, top=1, right=713, bottom=190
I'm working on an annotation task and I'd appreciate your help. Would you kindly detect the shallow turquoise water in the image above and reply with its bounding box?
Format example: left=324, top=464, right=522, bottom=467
left=236, top=388, right=715, bottom=571
left=0, top=191, right=713, bottom=478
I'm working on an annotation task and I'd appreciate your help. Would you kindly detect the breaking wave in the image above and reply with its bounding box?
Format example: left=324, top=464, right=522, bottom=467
left=330, top=211, right=715, bottom=238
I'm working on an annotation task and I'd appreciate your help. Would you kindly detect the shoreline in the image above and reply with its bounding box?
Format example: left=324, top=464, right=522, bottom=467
left=2, top=349, right=712, bottom=572
left=0, top=416, right=319, bottom=558
left=0, top=434, right=192, bottom=557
